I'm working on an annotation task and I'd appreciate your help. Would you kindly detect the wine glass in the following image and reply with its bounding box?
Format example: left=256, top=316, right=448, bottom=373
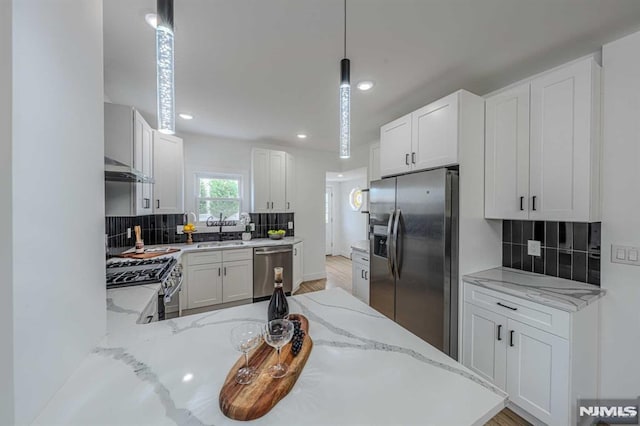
left=263, top=319, right=294, bottom=378
left=230, top=323, right=262, bottom=385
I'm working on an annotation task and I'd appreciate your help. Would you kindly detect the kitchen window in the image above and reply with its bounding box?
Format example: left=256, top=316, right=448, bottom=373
left=195, top=173, right=243, bottom=222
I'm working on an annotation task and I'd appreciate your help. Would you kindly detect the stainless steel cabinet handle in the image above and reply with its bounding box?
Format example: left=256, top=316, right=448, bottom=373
left=411, top=152, right=416, bottom=164
left=497, top=324, right=502, bottom=341
left=255, top=248, right=293, bottom=255
left=532, top=196, right=537, bottom=211
left=218, top=267, right=221, bottom=276
left=287, top=202, right=290, bottom=210
left=405, top=153, right=410, bottom=165
left=156, top=199, right=160, bottom=209
left=361, top=257, right=368, bottom=262
left=510, top=330, right=515, bottom=347
left=364, top=271, right=368, bottom=280
left=294, top=248, right=297, bottom=256
left=519, top=196, right=524, bottom=211
left=361, top=270, right=364, bottom=279
left=497, top=302, right=517, bottom=311
left=224, top=267, right=227, bottom=276
left=144, top=198, right=150, bottom=209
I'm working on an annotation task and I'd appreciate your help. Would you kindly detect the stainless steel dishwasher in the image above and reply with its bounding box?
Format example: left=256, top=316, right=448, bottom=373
left=253, top=245, right=293, bottom=301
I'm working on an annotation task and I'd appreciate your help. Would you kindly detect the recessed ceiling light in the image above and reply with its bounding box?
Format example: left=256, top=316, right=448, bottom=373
left=338, top=174, right=344, bottom=178
left=178, top=113, right=194, bottom=120
left=145, top=13, right=158, bottom=29
left=296, top=133, right=308, bottom=139
left=356, top=81, right=375, bottom=91
left=182, top=373, right=194, bottom=382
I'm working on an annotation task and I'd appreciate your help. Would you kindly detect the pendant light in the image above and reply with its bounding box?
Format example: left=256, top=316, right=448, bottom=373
left=339, top=0, right=350, bottom=159
left=156, top=0, right=175, bottom=134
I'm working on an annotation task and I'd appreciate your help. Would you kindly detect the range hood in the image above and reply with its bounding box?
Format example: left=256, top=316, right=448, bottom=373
left=104, top=157, right=154, bottom=184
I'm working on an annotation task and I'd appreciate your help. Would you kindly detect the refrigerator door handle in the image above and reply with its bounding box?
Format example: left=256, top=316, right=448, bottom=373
left=386, top=209, right=395, bottom=276
left=393, top=209, right=402, bottom=279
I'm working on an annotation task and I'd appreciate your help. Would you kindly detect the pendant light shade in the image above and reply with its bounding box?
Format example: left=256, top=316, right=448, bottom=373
left=339, top=0, right=350, bottom=159
left=156, top=0, right=175, bottom=135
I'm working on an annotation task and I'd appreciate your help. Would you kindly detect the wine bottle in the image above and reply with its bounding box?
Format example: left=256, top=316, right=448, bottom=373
left=268, top=267, right=289, bottom=321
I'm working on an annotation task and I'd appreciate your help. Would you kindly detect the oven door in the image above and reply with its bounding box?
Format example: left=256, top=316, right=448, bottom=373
left=163, top=275, right=183, bottom=318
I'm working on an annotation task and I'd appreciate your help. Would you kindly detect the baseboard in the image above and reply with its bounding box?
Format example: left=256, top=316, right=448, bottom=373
left=303, top=272, right=326, bottom=281
left=506, top=402, right=544, bottom=426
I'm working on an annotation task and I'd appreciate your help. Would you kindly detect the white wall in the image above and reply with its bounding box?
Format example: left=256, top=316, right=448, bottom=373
left=332, top=175, right=368, bottom=257
left=183, top=133, right=340, bottom=281
left=12, top=1, right=106, bottom=423
left=0, top=0, right=13, bottom=423
left=600, top=31, right=640, bottom=398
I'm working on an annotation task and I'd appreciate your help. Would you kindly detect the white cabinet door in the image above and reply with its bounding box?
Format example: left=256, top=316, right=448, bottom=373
left=411, top=92, right=459, bottom=171
left=222, top=259, right=253, bottom=303
left=462, top=303, right=507, bottom=389
left=506, top=319, right=570, bottom=426
left=153, top=131, right=184, bottom=214
left=380, top=114, right=412, bottom=177
left=252, top=148, right=271, bottom=213
left=269, top=150, right=287, bottom=211
left=351, top=257, right=369, bottom=304
left=285, top=152, right=295, bottom=211
left=186, top=263, right=223, bottom=309
left=485, top=83, right=530, bottom=220
left=293, top=241, right=303, bottom=293
left=529, top=58, right=598, bottom=221
left=369, top=143, right=381, bottom=183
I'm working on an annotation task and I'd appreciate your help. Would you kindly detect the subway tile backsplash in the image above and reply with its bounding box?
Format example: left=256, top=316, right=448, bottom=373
left=106, top=213, right=294, bottom=251
left=502, top=220, right=601, bottom=286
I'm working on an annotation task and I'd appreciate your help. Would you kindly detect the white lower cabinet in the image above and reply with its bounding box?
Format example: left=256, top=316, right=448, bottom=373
left=351, top=249, right=369, bottom=304
left=185, top=249, right=253, bottom=309
left=293, top=241, right=304, bottom=293
left=462, top=282, right=598, bottom=426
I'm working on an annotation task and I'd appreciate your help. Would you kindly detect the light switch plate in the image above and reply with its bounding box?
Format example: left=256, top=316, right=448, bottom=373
left=527, top=240, right=541, bottom=257
left=288, top=221, right=294, bottom=230
left=611, top=244, right=640, bottom=266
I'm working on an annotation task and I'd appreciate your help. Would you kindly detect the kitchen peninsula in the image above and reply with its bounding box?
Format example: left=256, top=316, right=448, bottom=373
left=34, top=288, right=506, bottom=425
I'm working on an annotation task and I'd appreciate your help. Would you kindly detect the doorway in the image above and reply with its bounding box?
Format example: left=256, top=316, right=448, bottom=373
left=325, top=186, right=334, bottom=255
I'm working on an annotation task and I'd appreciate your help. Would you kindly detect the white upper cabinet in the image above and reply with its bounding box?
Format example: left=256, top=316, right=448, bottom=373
left=251, top=148, right=294, bottom=213
left=412, top=92, right=459, bottom=171
left=484, top=57, right=601, bottom=222
left=485, top=83, right=530, bottom=220
left=153, top=131, right=184, bottom=214
left=285, top=152, right=295, bottom=211
left=529, top=58, right=601, bottom=222
left=380, top=91, right=482, bottom=178
left=380, top=113, right=412, bottom=177
left=134, top=110, right=154, bottom=216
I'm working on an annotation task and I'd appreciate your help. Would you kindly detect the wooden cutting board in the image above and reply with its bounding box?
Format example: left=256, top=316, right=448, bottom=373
left=219, top=314, right=313, bottom=421
left=114, top=248, right=180, bottom=259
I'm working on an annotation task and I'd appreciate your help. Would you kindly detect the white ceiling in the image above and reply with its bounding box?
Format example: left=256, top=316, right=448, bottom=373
left=327, top=167, right=368, bottom=182
left=104, top=0, right=640, bottom=153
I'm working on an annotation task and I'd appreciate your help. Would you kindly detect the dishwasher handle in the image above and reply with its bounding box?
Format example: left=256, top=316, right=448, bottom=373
left=254, top=247, right=293, bottom=255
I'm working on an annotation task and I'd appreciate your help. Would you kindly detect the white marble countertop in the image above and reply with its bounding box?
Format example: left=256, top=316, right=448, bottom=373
left=350, top=239, right=370, bottom=254
left=36, top=289, right=506, bottom=425
left=463, top=267, right=605, bottom=312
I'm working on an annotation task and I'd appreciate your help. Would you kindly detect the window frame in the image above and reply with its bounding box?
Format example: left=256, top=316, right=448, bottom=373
left=194, top=172, right=244, bottom=224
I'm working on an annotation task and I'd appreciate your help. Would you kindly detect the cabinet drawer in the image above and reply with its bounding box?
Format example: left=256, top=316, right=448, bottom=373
left=187, top=251, right=223, bottom=266
left=352, top=251, right=369, bottom=264
left=464, top=282, right=570, bottom=339
left=222, top=248, right=253, bottom=262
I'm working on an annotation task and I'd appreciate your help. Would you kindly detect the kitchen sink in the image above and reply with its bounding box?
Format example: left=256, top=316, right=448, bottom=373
left=197, top=241, right=245, bottom=248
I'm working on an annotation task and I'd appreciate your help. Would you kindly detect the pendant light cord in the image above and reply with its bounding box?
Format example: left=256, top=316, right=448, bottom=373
left=343, top=0, right=347, bottom=58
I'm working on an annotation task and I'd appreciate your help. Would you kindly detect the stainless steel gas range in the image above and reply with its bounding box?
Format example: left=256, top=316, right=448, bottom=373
left=106, top=257, right=183, bottom=321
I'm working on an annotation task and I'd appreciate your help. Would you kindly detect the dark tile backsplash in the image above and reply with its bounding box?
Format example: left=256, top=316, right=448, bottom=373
left=106, top=213, right=294, bottom=251
left=502, top=220, right=600, bottom=286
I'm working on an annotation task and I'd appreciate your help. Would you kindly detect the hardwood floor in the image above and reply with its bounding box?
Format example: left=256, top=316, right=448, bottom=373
left=296, top=256, right=530, bottom=426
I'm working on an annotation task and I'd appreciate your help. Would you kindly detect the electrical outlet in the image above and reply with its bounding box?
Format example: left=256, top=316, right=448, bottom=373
left=250, top=223, right=255, bottom=231
left=527, top=240, right=541, bottom=257
left=288, top=221, right=294, bottom=230
left=127, top=228, right=131, bottom=239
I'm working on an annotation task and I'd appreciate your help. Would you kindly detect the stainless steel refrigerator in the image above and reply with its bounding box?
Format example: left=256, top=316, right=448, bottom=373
left=369, top=168, right=459, bottom=359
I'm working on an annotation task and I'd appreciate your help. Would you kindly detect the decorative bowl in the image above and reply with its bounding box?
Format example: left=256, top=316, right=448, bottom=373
left=269, top=234, right=284, bottom=240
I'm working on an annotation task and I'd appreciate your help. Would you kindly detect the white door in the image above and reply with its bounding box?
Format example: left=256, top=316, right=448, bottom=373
left=222, top=260, right=253, bottom=303
left=186, top=263, right=223, bottom=309
left=293, top=241, right=303, bottom=293
left=506, top=319, right=570, bottom=426
left=529, top=58, right=596, bottom=221
left=325, top=187, right=333, bottom=255
left=285, top=152, right=295, bottom=211
left=412, top=92, right=459, bottom=171
left=252, top=148, right=271, bottom=212
left=269, top=151, right=287, bottom=212
left=485, top=83, right=531, bottom=219
left=462, top=303, right=507, bottom=389
left=380, top=113, right=412, bottom=177
left=153, top=131, right=184, bottom=214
